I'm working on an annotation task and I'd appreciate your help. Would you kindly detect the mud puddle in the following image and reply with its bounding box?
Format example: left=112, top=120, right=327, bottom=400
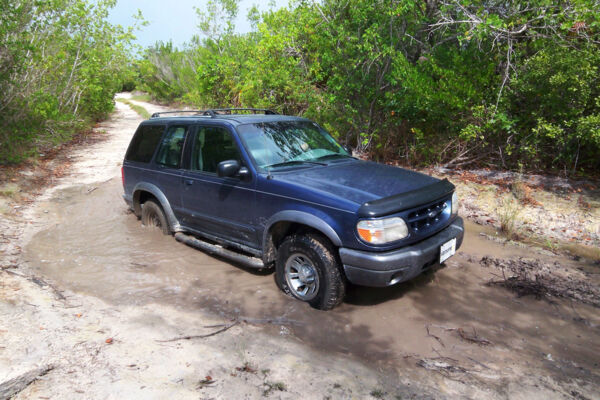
left=23, top=178, right=600, bottom=392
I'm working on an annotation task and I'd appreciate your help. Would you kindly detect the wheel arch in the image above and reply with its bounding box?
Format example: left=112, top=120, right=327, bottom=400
left=132, top=182, right=181, bottom=232
left=262, top=210, right=342, bottom=265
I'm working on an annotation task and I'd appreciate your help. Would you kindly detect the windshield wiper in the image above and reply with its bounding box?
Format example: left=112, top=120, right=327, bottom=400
left=315, top=153, right=353, bottom=161
left=265, top=160, right=326, bottom=169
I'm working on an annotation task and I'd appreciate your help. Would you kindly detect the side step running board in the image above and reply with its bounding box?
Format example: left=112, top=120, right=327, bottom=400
left=174, top=232, right=265, bottom=269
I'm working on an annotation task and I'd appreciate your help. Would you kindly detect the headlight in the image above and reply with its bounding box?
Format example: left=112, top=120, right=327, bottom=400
left=357, top=217, right=408, bottom=244
left=451, top=192, right=459, bottom=216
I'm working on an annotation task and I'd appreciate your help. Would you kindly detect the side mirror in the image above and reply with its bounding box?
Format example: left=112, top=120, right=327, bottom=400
left=217, top=160, right=249, bottom=179
left=343, top=144, right=353, bottom=155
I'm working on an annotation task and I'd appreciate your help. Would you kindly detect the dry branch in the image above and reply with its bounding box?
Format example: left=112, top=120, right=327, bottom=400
left=417, top=357, right=467, bottom=376
left=156, top=321, right=239, bottom=342
left=426, top=324, right=493, bottom=347
left=425, top=324, right=445, bottom=348
left=238, top=317, right=302, bottom=326
left=457, top=328, right=492, bottom=346
left=3, top=270, right=67, bottom=301
left=155, top=316, right=304, bottom=343
left=0, top=365, right=54, bottom=399
left=481, top=256, right=600, bottom=307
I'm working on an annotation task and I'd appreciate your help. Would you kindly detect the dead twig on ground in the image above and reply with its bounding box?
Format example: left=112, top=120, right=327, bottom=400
left=34, top=277, right=67, bottom=300
left=238, top=317, right=302, bottom=326
left=155, top=316, right=301, bottom=343
left=457, top=328, right=492, bottom=346
left=487, top=275, right=548, bottom=299
left=197, top=376, right=216, bottom=389
left=481, top=256, right=600, bottom=307
left=417, top=357, right=467, bottom=376
left=425, top=324, right=445, bottom=348
left=3, top=269, right=25, bottom=278
left=60, top=303, right=83, bottom=309
left=426, top=324, right=493, bottom=347
left=0, top=365, right=54, bottom=399
left=156, top=321, right=239, bottom=342
left=467, top=356, right=491, bottom=370
left=426, top=324, right=459, bottom=332
left=3, top=269, right=67, bottom=301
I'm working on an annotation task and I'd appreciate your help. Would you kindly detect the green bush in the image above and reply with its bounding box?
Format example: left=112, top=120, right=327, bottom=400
left=137, top=0, right=600, bottom=175
left=0, top=0, right=135, bottom=164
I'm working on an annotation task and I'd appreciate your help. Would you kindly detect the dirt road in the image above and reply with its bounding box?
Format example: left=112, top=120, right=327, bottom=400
left=1, top=95, right=599, bottom=399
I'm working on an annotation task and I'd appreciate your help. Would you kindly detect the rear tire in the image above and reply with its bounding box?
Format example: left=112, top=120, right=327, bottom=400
left=276, top=233, right=345, bottom=310
left=141, top=199, right=170, bottom=235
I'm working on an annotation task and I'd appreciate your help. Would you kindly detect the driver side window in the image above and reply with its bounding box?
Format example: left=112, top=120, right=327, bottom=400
left=191, top=126, right=240, bottom=173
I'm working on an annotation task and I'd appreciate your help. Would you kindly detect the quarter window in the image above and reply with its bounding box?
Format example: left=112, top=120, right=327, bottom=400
left=191, top=127, right=240, bottom=173
left=156, top=126, right=187, bottom=168
left=124, top=124, right=165, bottom=163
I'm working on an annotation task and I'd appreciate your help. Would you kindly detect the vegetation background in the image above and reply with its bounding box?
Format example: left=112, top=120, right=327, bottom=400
left=0, top=0, right=136, bottom=163
left=1, top=0, right=599, bottom=176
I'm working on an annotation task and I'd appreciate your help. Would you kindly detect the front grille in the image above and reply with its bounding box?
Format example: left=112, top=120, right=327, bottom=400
left=407, top=199, right=449, bottom=234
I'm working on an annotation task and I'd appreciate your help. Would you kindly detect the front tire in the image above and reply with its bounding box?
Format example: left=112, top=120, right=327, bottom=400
left=141, top=199, right=170, bottom=235
left=276, top=234, right=345, bottom=310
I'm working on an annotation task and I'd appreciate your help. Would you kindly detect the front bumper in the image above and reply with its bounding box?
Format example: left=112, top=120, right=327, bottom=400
left=339, top=217, right=464, bottom=287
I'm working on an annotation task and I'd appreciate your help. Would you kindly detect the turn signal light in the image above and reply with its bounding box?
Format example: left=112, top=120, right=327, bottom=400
left=357, top=217, right=408, bottom=244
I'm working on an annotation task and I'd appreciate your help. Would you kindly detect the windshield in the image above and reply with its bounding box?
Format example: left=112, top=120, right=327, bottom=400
left=236, top=121, right=350, bottom=170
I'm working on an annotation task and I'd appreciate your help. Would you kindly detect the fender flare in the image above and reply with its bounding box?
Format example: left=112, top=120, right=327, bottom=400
left=132, top=182, right=181, bottom=232
left=262, top=210, right=343, bottom=259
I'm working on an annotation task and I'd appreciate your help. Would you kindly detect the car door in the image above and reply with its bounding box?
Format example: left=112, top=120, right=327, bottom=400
left=152, top=124, right=190, bottom=217
left=180, top=124, right=258, bottom=248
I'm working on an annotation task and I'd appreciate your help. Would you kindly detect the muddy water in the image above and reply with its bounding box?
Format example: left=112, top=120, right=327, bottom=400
left=24, top=178, right=600, bottom=384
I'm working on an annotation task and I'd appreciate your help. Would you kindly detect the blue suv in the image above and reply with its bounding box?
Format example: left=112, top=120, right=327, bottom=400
left=122, top=109, right=464, bottom=310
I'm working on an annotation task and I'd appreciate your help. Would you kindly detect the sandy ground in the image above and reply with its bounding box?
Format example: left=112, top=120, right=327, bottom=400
left=430, top=168, right=600, bottom=253
left=1, top=95, right=599, bottom=399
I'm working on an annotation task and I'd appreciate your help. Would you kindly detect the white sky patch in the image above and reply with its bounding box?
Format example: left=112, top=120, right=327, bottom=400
left=108, top=0, right=286, bottom=49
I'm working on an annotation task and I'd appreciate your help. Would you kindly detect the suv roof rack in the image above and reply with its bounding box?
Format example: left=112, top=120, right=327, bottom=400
left=150, top=108, right=278, bottom=119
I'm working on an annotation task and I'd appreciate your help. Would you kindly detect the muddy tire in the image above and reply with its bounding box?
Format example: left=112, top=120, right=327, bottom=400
left=276, top=234, right=345, bottom=310
left=141, top=199, right=170, bottom=235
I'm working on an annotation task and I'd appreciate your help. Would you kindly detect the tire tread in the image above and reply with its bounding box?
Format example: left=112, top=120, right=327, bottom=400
left=276, top=233, right=345, bottom=310
left=141, top=199, right=170, bottom=235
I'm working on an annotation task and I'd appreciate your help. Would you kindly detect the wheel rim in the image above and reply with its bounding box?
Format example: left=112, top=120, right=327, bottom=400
left=145, top=209, right=162, bottom=229
left=284, top=253, right=319, bottom=301
left=150, top=213, right=161, bottom=228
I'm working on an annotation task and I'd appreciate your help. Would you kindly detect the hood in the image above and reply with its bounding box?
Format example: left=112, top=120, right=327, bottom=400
left=272, top=159, right=440, bottom=206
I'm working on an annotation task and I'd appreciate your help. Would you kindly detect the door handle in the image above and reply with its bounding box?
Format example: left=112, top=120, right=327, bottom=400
left=184, top=179, right=194, bottom=186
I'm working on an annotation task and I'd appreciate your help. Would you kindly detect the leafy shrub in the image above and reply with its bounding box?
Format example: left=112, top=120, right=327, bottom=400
left=137, top=0, right=600, bottom=175
left=0, top=0, right=135, bottom=164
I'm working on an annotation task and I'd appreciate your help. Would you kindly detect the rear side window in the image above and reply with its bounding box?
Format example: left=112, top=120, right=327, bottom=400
left=125, top=124, right=165, bottom=163
left=155, top=126, right=187, bottom=168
